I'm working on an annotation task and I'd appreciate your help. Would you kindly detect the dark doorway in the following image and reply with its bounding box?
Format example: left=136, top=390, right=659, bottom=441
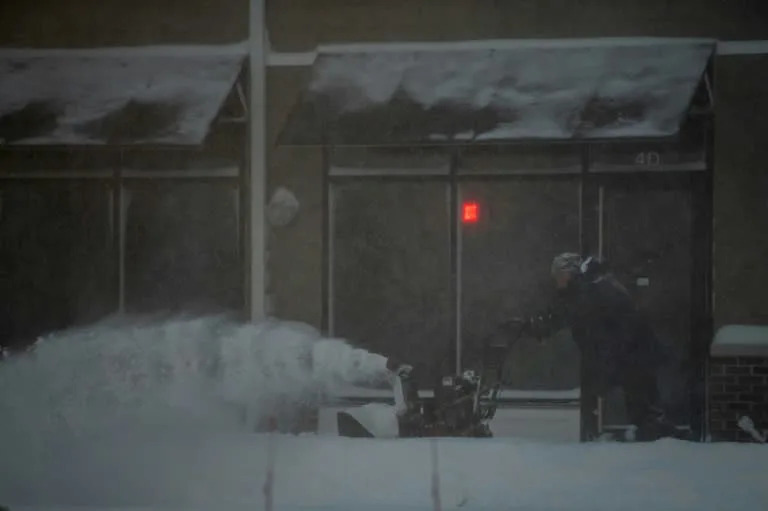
left=596, top=174, right=705, bottom=432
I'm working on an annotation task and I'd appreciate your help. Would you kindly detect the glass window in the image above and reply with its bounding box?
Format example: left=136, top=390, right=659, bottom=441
left=0, top=181, right=115, bottom=348
left=331, top=181, right=452, bottom=387
left=459, top=179, right=582, bottom=390
left=124, top=181, right=242, bottom=314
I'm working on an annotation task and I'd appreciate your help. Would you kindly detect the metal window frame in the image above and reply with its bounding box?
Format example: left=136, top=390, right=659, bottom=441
left=0, top=165, right=243, bottom=319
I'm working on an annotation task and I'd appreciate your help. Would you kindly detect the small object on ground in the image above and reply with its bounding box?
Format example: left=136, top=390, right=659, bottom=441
left=737, top=416, right=766, bottom=443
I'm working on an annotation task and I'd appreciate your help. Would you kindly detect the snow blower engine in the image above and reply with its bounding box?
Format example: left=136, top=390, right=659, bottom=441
left=337, top=318, right=532, bottom=439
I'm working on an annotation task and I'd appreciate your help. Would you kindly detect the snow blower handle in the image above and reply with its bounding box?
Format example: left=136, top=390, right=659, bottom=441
left=496, top=316, right=535, bottom=346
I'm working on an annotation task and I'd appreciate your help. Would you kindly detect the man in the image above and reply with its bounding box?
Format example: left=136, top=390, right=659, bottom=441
left=529, top=252, right=679, bottom=441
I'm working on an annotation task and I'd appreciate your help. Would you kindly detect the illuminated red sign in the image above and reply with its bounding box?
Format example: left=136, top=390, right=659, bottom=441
left=462, top=201, right=479, bottom=224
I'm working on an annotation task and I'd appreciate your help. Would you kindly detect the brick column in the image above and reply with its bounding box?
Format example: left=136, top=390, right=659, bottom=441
left=709, top=325, right=768, bottom=442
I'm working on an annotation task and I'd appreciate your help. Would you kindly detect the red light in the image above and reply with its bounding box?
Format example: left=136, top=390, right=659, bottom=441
left=462, top=201, right=479, bottom=224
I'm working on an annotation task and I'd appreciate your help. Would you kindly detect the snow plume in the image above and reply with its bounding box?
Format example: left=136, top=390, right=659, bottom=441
left=0, top=314, right=391, bottom=440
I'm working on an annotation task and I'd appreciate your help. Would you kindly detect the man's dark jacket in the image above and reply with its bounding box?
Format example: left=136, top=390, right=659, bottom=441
left=532, top=272, right=663, bottom=389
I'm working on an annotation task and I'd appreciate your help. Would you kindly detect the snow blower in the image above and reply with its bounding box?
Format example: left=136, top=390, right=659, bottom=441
left=337, top=318, right=532, bottom=438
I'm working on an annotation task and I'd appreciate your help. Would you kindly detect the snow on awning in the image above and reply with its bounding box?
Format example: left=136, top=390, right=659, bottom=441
left=0, top=45, right=246, bottom=146
left=278, top=38, right=714, bottom=146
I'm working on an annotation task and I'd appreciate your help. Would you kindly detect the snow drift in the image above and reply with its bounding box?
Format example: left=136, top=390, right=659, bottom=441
left=2, top=434, right=767, bottom=510
left=0, top=314, right=391, bottom=441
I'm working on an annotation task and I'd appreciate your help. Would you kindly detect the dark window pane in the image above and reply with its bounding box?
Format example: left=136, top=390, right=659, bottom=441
left=124, top=182, right=242, bottom=314
left=332, top=181, right=451, bottom=387
left=0, top=181, right=115, bottom=348
left=460, top=179, right=581, bottom=390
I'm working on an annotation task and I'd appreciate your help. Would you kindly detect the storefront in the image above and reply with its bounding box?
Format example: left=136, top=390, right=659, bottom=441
left=0, top=45, right=249, bottom=347
left=277, top=38, right=714, bottom=439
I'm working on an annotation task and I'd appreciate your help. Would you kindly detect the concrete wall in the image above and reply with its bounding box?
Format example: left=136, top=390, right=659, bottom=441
left=266, top=67, right=323, bottom=327
left=0, top=0, right=247, bottom=46
left=4, top=1, right=765, bottom=49
left=713, top=54, right=768, bottom=327
left=267, top=0, right=768, bottom=51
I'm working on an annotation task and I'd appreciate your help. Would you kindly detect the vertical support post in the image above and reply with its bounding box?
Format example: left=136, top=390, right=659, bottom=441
left=247, top=0, right=267, bottom=322
left=322, top=146, right=332, bottom=335
left=697, top=65, right=716, bottom=441
left=597, top=185, right=605, bottom=260
left=579, top=144, right=600, bottom=441
left=450, top=150, right=461, bottom=375
left=110, top=161, right=122, bottom=315
left=118, top=186, right=129, bottom=313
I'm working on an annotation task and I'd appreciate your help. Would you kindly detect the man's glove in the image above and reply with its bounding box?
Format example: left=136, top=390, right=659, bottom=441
left=386, top=357, right=414, bottom=377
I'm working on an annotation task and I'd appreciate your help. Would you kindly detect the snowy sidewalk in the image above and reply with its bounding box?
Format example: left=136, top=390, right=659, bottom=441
left=2, top=434, right=766, bottom=511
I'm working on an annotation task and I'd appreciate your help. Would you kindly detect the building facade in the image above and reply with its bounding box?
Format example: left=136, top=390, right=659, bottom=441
left=1, top=0, right=767, bottom=440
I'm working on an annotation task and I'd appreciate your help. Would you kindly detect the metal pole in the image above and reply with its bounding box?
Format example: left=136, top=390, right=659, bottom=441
left=118, top=186, right=129, bottom=313
left=248, top=0, right=267, bottom=321
left=451, top=150, right=461, bottom=376
left=598, top=185, right=604, bottom=260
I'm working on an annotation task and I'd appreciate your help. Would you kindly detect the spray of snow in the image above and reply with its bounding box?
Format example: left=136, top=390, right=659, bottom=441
left=0, top=314, right=391, bottom=442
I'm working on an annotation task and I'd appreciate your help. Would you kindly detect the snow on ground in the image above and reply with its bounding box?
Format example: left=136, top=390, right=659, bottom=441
left=1, top=433, right=766, bottom=510
left=0, top=315, right=766, bottom=511
left=713, top=324, right=768, bottom=346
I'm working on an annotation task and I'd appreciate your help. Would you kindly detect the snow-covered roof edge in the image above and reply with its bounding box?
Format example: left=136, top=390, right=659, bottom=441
left=711, top=324, right=768, bottom=357
left=4, top=37, right=760, bottom=66
left=0, top=45, right=247, bottom=146
left=316, top=37, right=715, bottom=54
left=268, top=38, right=768, bottom=67
left=0, top=42, right=248, bottom=58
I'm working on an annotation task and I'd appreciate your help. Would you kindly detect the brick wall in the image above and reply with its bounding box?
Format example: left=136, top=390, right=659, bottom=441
left=709, top=356, right=768, bottom=442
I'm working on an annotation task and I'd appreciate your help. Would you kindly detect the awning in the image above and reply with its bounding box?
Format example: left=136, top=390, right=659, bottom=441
left=278, top=38, right=715, bottom=146
left=0, top=44, right=247, bottom=146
